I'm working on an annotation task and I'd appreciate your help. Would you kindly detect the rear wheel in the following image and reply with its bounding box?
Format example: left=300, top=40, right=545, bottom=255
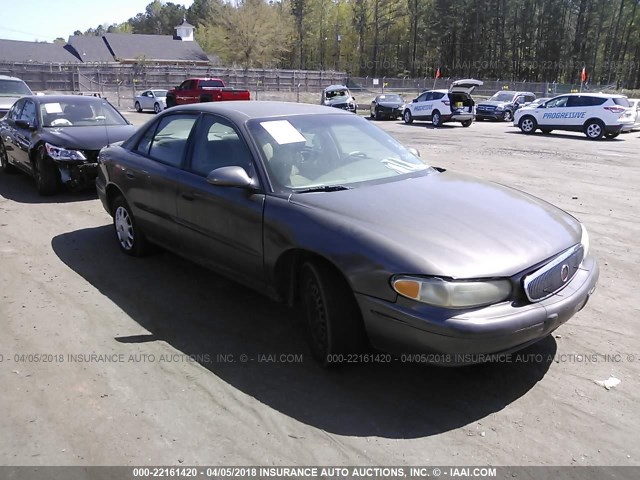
left=584, top=120, right=604, bottom=140
left=519, top=116, right=537, bottom=134
left=300, top=260, right=366, bottom=367
left=134, top=101, right=142, bottom=113
left=461, top=119, right=472, bottom=127
left=153, top=102, right=161, bottom=114
left=112, top=196, right=149, bottom=256
left=431, top=110, right=442, bottom=127
left=34, top=149, right=59, bottom=196
left=403, top=110, right=413, bottom=124
left=0, top=140, right=16, bottom=174
left=502, top=110, right=513, bottom=122
left=604, top=132, right=619, bottom=139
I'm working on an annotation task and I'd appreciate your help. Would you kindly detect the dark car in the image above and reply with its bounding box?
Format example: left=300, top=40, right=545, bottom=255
left=96, top=101, right=598, bottom=367
left=370, top=94, right=404, bottom=120
left=0, top=95, right=136, bottom=195
left=476, top=91, right=536, bottom=122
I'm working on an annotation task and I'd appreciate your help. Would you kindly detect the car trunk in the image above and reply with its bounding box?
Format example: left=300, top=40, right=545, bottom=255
left=448, top=93, right=474, bottom=114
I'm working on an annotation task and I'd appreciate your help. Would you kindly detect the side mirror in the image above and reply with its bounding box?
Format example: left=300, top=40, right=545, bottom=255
left=206, top=166, right=256, bottom=189
left=407, top=147, right=420, bottom=157
left=412, top=99, right=417, bottom=103
left=537, top=104, right=546, bottom=109
left=15, top=119, right=35, bottom=130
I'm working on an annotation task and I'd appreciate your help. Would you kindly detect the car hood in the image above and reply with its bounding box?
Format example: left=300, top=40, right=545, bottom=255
left=478, top=101, right=511, bottom=107
left=43, top=125, right=137, bottom=150
left=325, top=96, right=354, bottom=105
left=0, top=96, right=22, bottom=111
left=289, top=172, right=581, bottom=278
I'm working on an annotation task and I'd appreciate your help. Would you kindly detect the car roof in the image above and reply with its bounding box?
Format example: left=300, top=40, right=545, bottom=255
left=556, top=92, right=627, bottom=98
left=20, top=95, right=107, bottom=104
left=0, top=75, right=28, bottom=82
left=167, top=100, right=354, bottom=122
left=324, top=85, right=349, bottom=91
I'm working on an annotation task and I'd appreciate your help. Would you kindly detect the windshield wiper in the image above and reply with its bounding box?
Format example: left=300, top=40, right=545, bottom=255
left=293, top=185, right=352, bottom=193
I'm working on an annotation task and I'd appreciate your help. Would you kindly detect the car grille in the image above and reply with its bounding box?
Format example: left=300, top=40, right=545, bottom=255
left=477, top=105, right=495, bottom=111
left=332, top=103, right=350, bottom=109
left=523, top=245, right=584, bottom=302
left=83, top=150, right=100, bottom=163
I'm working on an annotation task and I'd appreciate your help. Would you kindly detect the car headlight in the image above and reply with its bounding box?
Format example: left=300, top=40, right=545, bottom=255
left=580, top=223, right=590, bottom=257
left=45, top=143, right=86, bottom=162
left=495, top=105, right=505, bottom=111
left=391, top=275, right=512, bottom=309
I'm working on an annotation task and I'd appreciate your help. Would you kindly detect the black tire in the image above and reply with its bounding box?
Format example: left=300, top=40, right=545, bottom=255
left=519, top=115, right=537, bottom=134
left=112, top=195, right=149, bottom=256
left=584, top=120, right=605, bottom=140
left=300, top=260, right=366, bottom=367
left=34, top=149, right=59, bottom=196
left=0, top=139, right=17, bottom=174
left=431, top=110, right=442, bottom=127
left=461, top=119, right=472, bottom=127
left=200, top=95, right=212, bottom=103
left=374, top=108, right=381, bottom=120
left=604, top=132, right=619, bottom=139
left=540, top=128, right=553, bottom=134
left=166, top=95, right=176, bottom=108
left=502, top=110, right=513, bottom=122
left=134, top=101, right=142, bottom=113
left=403, top=109, right=413, bottom=124
left=153, top=102, right=161, bottom=114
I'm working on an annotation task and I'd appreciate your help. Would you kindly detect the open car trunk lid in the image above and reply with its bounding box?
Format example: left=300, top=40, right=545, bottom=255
left=449, top=79, right=483, bottom=94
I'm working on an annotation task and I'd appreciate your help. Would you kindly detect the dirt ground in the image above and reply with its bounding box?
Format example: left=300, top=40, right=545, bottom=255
left=0, top=111, right=638, bottom=467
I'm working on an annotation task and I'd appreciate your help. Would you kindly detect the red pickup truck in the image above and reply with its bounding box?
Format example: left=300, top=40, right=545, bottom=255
left=165, top=78, right=250, bottom=107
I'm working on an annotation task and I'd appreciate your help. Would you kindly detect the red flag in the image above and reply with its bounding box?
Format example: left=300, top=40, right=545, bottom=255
left=581, top=67, right=587, bottom=83
left=435, top=68, right=441, bottom=79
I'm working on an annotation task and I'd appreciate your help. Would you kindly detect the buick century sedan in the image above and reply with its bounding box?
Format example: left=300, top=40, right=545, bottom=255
left=96, top=101, right=598, bottom=366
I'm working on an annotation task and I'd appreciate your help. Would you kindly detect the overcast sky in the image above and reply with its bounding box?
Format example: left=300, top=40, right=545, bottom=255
left=0, top=0, right=194, bottom=42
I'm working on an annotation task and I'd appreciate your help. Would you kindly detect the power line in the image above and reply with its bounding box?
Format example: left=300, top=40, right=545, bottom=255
left=0, top=25, right=57, bottom=41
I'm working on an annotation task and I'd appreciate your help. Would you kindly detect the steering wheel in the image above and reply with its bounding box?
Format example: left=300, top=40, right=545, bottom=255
left=51, top=118, right=73, bottom=126
left=343, top=150, right=368, bottom=161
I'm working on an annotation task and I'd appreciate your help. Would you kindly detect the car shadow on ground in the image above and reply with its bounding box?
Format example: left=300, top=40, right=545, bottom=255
left=0, top=170, right=97, bottom=204
left=504, top=130, right=625, bottom=142
left=52, top=225, right=557, bottom=439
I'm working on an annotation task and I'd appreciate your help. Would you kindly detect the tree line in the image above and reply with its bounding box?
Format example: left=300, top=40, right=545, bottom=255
left=72, top=0, right=640, bottom=88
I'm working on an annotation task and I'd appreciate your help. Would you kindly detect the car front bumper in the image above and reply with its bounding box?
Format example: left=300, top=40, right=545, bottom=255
left=56, top=161, right=99, bottom=190
left=356, top=255, right=599, bottom=363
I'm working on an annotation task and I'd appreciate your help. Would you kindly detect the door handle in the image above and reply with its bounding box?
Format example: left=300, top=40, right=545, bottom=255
left=180, top=192, right=195, bottom=201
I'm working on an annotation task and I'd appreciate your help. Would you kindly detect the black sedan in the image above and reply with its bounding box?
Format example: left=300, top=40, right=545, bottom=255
left=370, top=94, right=405, bottom=120
left=0, top=95, right=136, bottom=195
left=97, top=101, right=598, bottom=366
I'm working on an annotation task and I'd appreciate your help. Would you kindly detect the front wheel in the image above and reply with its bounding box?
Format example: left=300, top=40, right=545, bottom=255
left=153, top=102, right=161, bottom=114
left=584, top=120, right=604, bottom=140
left=431, top=110, right=442, bottom=127
left=134, top=101, right=142, bottom=113
left=34, top=149, right=59, bottom=195
left=502, top=110, right=513, bottom=122
left=0, top=140, right=16, bottom=174
left=403, top=110, right=413, bottom=124
left=112, top=196, right=149, bottom=256
left=519, top=116, right=537, bottom=134
left=461, top=119, right=472, bottom=127
left=300, top=260, right=366, bottom=367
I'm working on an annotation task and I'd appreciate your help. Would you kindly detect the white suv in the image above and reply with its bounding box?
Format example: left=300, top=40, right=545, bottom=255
left=513, top=93, right=633, bottom=140
left=403, top=79, right=483, bottom=127
left=0, top=75, right=34, bottom=117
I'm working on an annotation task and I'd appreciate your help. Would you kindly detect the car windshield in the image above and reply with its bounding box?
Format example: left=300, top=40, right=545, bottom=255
left=377, top=94, right=403, bottom=102
left=0, top=79, right=33, bottom=97
left=39, top=100, right=129, bottom=127
left=489, top=92, right=516, bottom=102
left=152, top=90, right=168, bottom=97
left=326, top=89, right=349, bottom=99
left=247, top=114, right=431, bottom=191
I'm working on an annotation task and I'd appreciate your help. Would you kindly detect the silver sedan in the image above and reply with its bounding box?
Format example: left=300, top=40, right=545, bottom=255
left=134, top=89, right=167, bottom=114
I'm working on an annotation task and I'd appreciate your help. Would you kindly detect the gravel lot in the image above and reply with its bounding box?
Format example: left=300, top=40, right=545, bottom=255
left=0, top=110, right=638, bottom=467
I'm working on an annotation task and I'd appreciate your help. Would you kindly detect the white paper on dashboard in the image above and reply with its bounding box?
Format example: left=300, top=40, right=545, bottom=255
left=260, top=120, right=306, bottom=145
left=43, top=103, right=63, bottom=114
